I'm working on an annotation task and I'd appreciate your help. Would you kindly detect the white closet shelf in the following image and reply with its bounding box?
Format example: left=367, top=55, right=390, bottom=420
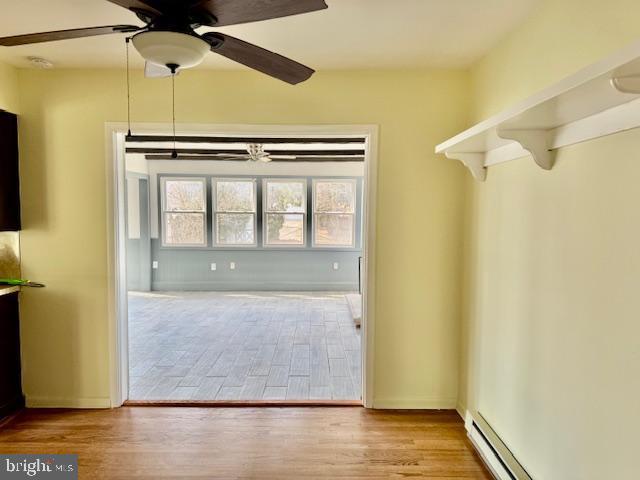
left=435, top=40, right=640, bottom=181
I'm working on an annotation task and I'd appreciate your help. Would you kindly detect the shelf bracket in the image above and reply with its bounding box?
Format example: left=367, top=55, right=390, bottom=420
left=610, top=75, right=640, bottom=94
left=497, top=129, right=555, bottom=170
left=445, top=152, right=487, bottom=181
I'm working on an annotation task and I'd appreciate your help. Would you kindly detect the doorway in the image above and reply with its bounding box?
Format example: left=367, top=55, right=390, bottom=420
left=107, top=124, right=377, bottom=406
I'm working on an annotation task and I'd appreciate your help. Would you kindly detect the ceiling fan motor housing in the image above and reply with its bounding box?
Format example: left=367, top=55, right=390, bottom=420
left=247, top=143, right=272, bottom=162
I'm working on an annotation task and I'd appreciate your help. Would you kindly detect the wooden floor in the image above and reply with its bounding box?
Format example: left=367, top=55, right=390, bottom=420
left=0, top=407, right=491, bottom=479
left=128, top=292, right=362, bottom=401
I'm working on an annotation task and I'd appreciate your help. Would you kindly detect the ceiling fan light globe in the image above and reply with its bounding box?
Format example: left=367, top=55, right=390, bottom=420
left=132, top=31, right=209, bottom=70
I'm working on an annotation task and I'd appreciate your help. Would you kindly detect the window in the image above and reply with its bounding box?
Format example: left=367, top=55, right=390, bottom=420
left=313, top=179, right=357, bottom=247
left=159, top=176, right=360, bottom=249
left=263, top=178, right=307, bottom=246
left=161, top=177, right=207, bottom=247
left=213, top=178, right=257, bottom=246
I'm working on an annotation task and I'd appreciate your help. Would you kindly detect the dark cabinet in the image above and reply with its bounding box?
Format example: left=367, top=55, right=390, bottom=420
left=0, top=292, right=23, bottom=420
left=0, top=110, right=21, bottom=231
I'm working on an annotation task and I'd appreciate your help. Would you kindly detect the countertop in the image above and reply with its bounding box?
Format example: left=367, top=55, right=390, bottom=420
left=0, top=285, right=19, bottom=297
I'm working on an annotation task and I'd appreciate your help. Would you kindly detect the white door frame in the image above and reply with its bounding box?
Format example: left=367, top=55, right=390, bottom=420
left=105, top=122, right=379, bottom=408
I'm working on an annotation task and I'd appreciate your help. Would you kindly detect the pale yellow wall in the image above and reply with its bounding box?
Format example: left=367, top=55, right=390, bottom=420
left=461, top=0, right=640, bottom=478
left=472, top=0, right=640, bottom=119
left=16, top=68, right=470, bottom=408
left=0, top=60, right=19, bottom=113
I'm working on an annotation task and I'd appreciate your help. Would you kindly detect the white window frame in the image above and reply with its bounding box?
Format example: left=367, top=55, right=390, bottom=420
left=211, top=177, right=258, bottom=248
left=160, top=176, right=208, bottom=248
left=262, top=177, right=307, bottom=248
left=312, top=178, right=358, bottom=249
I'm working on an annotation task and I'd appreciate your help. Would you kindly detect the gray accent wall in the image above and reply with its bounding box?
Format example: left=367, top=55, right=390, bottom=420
left=151, top=247, right=361, bottom=291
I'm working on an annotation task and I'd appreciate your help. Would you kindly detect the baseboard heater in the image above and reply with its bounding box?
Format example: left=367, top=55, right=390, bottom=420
left=464, top=411, right=533, bottom=480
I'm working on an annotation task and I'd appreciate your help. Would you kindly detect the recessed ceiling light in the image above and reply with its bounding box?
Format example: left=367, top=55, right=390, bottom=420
left=27, top=56, right=53, bottom=69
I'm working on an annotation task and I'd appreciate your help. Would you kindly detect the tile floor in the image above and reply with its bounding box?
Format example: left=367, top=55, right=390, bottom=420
left=128, top=291, right=362, bottom=401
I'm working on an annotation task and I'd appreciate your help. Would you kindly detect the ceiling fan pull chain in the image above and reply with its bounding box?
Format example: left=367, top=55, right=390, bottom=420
left=125, top=37, right=132, bottom=139
left=171, top=72, right=177, bottom=159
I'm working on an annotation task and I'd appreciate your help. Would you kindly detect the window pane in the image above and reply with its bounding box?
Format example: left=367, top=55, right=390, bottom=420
left=266, top=213, right=304, bottom=245
left=216, top=213, right=255, bottom=245
left=165, top=180, right=205, bottom=211
left=216, top=181, right=254, bottom=212
left=315, top=181, right=355, bottom=213
left=315, top=214, right=354, bottom=246
left=265, top=181, right=305, bottom=213
left=164, top=213, right=205, bottom=245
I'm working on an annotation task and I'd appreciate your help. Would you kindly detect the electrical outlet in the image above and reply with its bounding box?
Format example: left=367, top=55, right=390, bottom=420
left=210, top=263, right=217, bottom=271
left=333, top=262, right=339, bottom=270
left=152, top=261, right=158, bottom=269
left=230, top=262, right=236, bottom=270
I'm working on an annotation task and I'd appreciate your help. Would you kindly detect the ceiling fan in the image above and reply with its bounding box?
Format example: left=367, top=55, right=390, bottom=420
left=0, top=0, right=328, bottom=85
left=162, top=143, right=296, bottom=162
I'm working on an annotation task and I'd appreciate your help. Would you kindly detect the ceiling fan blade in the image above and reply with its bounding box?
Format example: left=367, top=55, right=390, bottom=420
left=192, top=153, right=249, bottom=158
left=144, top=62, right=179, bottom=78
left=0, top=25, right=139, bottom=46
left=198, top=0, right=327, bottom=27
left=105, top=0, right=163, bottom=17
left=202, top=33, right=314, bottom=85
left=144, top=154, right=251, bottom=161
left=147, top=152, right=250, bottom=158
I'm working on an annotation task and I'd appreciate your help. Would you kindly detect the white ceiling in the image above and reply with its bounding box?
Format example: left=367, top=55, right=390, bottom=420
left=0, top=0, right=538, bottom=70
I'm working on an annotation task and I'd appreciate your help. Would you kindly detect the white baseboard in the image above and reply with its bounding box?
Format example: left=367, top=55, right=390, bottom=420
left=372, top=397, right=457, bottom=409
left=26, top=396, right=112, bottom=409
left=152, top=281, right=359, bottom=291
left=456, top=401, right=467, bottom=420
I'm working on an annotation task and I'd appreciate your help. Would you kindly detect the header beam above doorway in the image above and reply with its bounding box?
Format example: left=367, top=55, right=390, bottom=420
left=128, top=148, right=365, bottom=156
left=126, top=135, right=367, bottom=144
